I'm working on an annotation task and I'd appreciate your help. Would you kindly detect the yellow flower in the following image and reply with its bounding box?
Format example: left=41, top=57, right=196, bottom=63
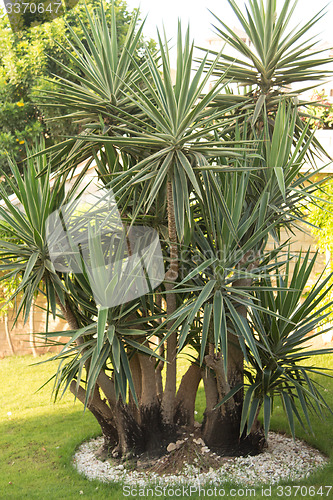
left=19, top=140, right=25, bottom=144
left=16, top=102, right=24, bottom=107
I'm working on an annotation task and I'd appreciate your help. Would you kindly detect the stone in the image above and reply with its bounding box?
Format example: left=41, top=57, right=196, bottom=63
left=167, top=443, right=177, bottom=453
left=73, top=432, right=327, bottom=488
left=193, top=438, right=205, bottom=446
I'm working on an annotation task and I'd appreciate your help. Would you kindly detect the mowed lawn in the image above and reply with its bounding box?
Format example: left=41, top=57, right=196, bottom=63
left=0, top=353, right=333, bottom=500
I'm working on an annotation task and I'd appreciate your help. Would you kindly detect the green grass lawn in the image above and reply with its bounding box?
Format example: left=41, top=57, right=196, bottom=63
left=0, top=354, right=332, bottom=500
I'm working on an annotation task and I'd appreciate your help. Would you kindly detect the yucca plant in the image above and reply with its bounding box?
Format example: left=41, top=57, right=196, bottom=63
left=1, top=0, right=333, bottom=462
left=209, top=0, right=331, bottom=92
left=241, top=250, right=333, bottom=440
left=55, top=12, right=260, bottom=431
left=149, top=107, right=328, bottom=451
left=0, top=143, right=71, bottom=324
left=205, top=0, right=333, bottom=159
left=38, top=1, right=150, bottom=171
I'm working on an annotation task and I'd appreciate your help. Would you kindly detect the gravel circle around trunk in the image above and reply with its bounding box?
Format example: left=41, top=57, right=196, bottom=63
left=73, top=432, right=327, bottom=488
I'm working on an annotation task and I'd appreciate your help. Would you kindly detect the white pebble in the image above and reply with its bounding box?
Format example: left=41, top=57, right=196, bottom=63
left=73, top=432, right=327, bottom=488
left=167, top=443, right=177, bottom=453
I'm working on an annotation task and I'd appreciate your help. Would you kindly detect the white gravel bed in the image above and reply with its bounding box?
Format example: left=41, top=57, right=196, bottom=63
left=73, top=432, right=327, bottom=487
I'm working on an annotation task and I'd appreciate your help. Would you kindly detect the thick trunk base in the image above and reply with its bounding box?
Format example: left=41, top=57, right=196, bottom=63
left=97, top=401, right=178, bottom=460
left=202, top=407, right=266, bottom=456
left=138, top=403, right=176, bottom=457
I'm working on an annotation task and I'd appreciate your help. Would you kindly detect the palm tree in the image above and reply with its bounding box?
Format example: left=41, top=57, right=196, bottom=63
left=1, top=0, right=333, bottom=459
left=205, top=0, right=332, bottom=149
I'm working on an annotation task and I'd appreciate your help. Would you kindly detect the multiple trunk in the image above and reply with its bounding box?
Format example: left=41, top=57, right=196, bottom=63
left=65, top=326, right=264, bottom=458
left=69, top=340, right=202, bottom=459
left=55, top=180, right=266, bottom=459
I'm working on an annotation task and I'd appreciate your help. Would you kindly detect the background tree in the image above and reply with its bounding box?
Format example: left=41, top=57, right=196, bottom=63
left=0, top=0, right=152, bottom=175
left=306, top=178, right=333, bottom=324
left=303, top=90, right=333, bottom=129
left=205, top=0, right=332, bottom=161
left=309, top=179, right=333, bottom=254
left=1, top=0, right=333, bottom=461
left=0, top=277, right=19, bottom=355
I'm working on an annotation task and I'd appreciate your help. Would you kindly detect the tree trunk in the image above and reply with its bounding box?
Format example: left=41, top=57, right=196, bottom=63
left=201, top=360, right=220, bottom=445
left=55, top=248, right=266, bottom=459
left=175, top=362, right=201, bottom=427
left=4, top=314, right=15, bottom=355
left=29, top=298, right=37, bottom=357
left=155, top=346, right=164, bottom=397
left=55, top=296, right=79, bottom=331
left=154, top=293, right=164, bottom=397
left=202, top=256, right=266, bottom=455
left=202, top=348, right=246, bottom=454
left=70, top=381, right=118, bottom=459
left=129, top=352, right=142, bottom=422
left=161, top=179, right=179, bottom=425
